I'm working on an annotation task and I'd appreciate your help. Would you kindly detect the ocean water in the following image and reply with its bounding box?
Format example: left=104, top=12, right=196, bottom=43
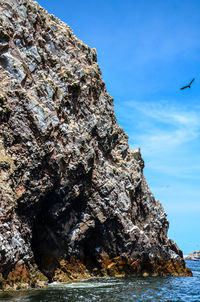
left=0, top=261, right=199, bottom=302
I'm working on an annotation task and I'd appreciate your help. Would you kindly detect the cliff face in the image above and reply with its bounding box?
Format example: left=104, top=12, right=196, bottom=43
left=0, top=0, right=191, bottom=290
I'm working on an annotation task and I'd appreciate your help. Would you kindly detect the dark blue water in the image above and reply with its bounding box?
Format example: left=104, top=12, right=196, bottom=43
left=0, top=261, right=199, bottom=302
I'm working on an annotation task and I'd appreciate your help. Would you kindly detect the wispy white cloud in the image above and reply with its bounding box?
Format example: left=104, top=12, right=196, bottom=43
left=125, top=99, right=200, bottom=127
left=116, top=99, right=200, bottom=181
left=120, top=100, right=200, bottom=155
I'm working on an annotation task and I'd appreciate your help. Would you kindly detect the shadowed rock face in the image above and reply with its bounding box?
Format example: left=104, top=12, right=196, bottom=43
left=0, top=0, right=191, bottom=290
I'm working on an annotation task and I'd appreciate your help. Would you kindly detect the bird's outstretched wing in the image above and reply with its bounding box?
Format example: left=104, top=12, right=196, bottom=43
left=189, top=78, right=195, bottom=85
left=180, top=78, right=195, bottom=90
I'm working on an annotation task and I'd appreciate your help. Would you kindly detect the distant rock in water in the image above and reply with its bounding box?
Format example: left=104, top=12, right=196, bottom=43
left=184, top=250, right=200, bottom=261
left=0, top=0, right=192, bottom=290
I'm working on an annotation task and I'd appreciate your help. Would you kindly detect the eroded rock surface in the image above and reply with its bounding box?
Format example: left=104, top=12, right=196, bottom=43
left=0, top=0, right=191, bottom=290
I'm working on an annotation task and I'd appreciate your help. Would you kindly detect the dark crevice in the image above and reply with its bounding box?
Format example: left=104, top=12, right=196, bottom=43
left=28, top=172, right=91, bottom=280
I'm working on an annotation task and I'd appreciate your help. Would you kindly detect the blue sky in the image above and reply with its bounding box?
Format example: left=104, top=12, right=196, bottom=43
left=37, top=0, right=200, bottom=254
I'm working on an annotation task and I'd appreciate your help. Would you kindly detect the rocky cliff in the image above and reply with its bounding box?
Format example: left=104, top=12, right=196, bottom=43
left=0, top=0, right=191, bottom=290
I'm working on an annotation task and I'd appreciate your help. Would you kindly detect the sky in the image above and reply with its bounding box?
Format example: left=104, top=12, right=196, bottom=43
left=37, top=0, right=200, bottom=255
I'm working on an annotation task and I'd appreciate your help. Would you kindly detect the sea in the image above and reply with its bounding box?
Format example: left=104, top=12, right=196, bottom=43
left=0, top=261, right=199, bottom=302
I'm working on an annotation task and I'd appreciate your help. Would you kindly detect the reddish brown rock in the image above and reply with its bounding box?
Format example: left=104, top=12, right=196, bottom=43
left=0, top=0, right=191, bottom=290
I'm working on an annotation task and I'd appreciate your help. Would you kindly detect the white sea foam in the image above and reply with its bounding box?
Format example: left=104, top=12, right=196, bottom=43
left=48, top=279, right=123, bottom=289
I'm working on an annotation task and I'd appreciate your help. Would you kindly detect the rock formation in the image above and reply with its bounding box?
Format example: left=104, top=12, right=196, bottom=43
left=184, top=250, right=200, bottom=261
left=0, top=0, right=191, bottom=290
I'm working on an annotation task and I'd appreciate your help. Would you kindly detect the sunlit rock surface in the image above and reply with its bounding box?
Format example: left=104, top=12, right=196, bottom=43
left=0, top=0, right=191, bottom=290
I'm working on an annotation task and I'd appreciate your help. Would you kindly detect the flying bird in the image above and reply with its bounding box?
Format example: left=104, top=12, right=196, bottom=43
left=180, top=78, right=195, bottom=90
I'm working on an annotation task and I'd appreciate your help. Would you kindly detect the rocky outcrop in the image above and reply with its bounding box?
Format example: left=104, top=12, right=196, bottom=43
left=184, top=250, right=200, bottom=261
left=0, top=0, right=191, bottom=290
